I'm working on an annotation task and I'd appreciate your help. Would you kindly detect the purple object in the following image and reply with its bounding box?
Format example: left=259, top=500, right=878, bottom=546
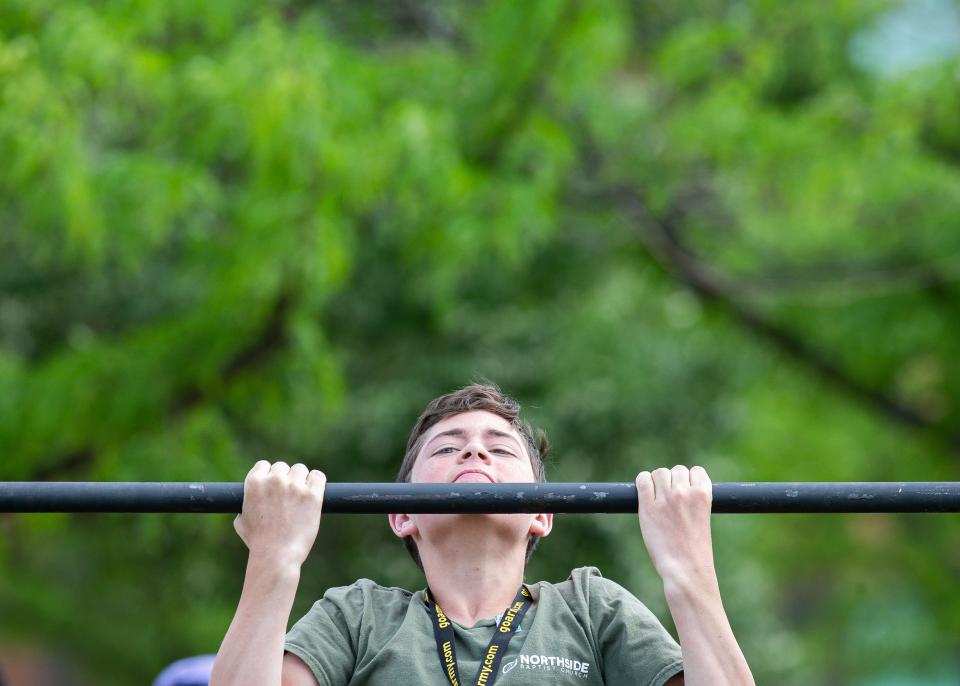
left=152, top=655, right=215, bottom=686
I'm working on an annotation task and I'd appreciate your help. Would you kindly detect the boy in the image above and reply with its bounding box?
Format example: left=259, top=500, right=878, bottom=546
left=210, top=384, right=754, bottom=685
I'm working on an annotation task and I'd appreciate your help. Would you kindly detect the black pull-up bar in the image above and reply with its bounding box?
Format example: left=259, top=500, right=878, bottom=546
left=1, top=481, right=959, bottom=514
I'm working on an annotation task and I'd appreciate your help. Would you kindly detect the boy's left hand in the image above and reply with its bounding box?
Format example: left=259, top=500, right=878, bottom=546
left=635, top=466, right=716, bottom=587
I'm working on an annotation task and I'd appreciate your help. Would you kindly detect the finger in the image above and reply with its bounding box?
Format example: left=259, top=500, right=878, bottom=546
left=308, top=470, right=327, bottom=510
left=308, top=469, right=327, bottom=490
left=651, top=467, right=672, bottom=500
left=243, top=461, right=271, bottom=499
left=247, top=460, right=271, bottom=478
left=671, top=465, right=691, bottom=491
left=289, top=463, right=309, bottom=484
left=269, top=461, right=291, bottom=475
left=690, top=465, right=712, bottom=502
left=690, top=465, right=711, bottom=488
left=635, top=471, right=653, bottom=509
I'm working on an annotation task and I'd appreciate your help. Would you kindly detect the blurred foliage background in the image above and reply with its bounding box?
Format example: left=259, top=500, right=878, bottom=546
left=1, top=0, right=960, bottom=684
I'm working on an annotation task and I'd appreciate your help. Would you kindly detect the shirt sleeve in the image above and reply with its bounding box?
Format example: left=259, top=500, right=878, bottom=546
left=585, top=571, right=684, bottom=686
left=284, top=584, right=364, bottom=686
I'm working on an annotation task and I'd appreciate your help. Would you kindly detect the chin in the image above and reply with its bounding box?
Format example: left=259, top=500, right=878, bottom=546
left=417, top=512, right=532, bottom=540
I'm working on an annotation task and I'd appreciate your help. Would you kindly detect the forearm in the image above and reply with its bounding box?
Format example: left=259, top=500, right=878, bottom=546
left=209, top=552, right=302, bottom=686
left=663, top=572, right=754, bottom=686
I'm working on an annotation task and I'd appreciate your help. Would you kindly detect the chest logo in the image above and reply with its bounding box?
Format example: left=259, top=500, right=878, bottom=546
left=502, top=654, right=591, bottom=678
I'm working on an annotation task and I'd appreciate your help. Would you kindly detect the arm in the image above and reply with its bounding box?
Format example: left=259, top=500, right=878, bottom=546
left=209, top=461, right=326, bottom=686
left=635, top=466, right=755, bottom=686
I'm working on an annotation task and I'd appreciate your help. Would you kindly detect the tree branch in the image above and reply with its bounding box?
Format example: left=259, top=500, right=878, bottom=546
left=682, top=252, right=960, bottom=305
left=609, top=184, right=960, bottom=453
left=462, top=1, right=580, bottom=166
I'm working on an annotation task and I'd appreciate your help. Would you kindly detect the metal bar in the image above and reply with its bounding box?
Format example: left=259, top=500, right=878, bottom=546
left=1, top=481, right=959, bottom=514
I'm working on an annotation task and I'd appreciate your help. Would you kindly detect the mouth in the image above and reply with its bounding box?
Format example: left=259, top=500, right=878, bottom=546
left=452, top=469, right=495, bottom=483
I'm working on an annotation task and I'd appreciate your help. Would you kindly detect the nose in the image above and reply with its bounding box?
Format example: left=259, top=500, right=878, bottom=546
left=459, top=439, right=491, bottom=463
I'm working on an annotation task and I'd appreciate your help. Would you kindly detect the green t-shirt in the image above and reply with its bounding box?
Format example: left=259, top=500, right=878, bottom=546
left=285, top=566, right=683, bottom=686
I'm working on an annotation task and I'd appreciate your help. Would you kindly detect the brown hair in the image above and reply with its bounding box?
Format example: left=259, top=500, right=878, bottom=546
left=395, top=382, right=549, bottom=570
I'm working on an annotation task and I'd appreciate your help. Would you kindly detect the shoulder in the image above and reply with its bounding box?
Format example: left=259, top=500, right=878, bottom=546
left=293, top=578, right=415, bottom=634
left=321, top=578, right=415, bottom=603
left=315, top=578, right=415, bottom=616
left=535, top=567, right=664, bottom=627
left=537, top=566, right=631, bottom=604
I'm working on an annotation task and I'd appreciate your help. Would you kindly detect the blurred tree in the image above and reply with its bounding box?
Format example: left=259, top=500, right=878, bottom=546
left=1, top=0, right=959, bottom=684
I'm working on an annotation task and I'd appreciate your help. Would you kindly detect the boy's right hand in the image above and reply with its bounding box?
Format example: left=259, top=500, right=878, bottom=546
left=233, top=460, right=326, bottom=569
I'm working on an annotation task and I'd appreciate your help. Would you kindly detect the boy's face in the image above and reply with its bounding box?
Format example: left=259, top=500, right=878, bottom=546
left=409, top=409, right=536, bottom=484
left=389, top=409, right=552, bottom=552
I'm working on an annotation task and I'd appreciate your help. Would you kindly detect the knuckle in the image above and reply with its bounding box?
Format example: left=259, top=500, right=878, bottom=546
left=247, top=463, right=268, bottom=479
left=265, top=474, right=289, bottom=491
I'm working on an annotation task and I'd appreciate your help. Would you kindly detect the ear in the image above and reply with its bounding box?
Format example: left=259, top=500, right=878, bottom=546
left=388, top=512, right=419, bottom=539
left=528, top=512, right=553, bottom=538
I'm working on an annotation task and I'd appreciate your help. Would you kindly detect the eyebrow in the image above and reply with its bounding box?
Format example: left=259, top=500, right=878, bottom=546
left=427, top=428, right=521, bottom=445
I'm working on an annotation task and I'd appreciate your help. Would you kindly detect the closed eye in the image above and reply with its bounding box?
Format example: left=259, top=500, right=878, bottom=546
left=433, top=446, right=459, bottom=455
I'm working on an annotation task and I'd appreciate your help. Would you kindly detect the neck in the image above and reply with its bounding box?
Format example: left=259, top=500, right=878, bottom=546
left=418, top=521, right=528, bottom=626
